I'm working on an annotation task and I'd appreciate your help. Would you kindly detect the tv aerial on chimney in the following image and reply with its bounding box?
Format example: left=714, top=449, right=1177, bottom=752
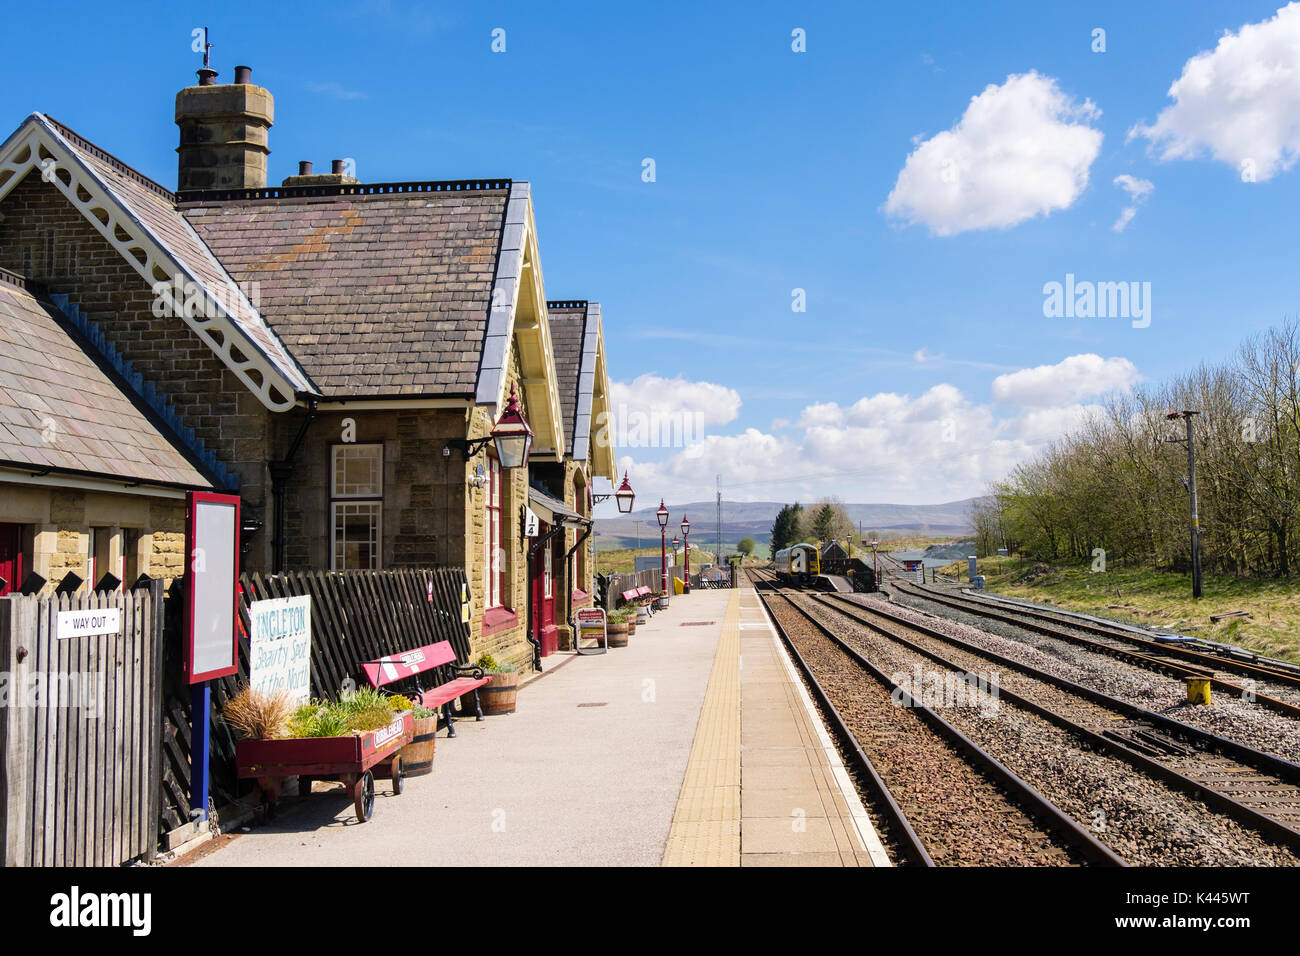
left=201, top=27, right=212, bottom=68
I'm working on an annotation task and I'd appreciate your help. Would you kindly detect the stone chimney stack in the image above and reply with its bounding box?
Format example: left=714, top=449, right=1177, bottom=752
left=175, top=65, right=273, bottom=192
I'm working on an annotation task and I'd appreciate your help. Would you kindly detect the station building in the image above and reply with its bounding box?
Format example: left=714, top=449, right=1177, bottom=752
left=0, top=65, right=617, bottom=671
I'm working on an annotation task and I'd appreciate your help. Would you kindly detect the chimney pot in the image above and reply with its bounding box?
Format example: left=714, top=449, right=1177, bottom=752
left=234, top=65, right=252, bottom=85
left=331, top=159, right=346, bottom=175
left=298, top=161, right=314, bottom=176
left=175, top=69, right=274, bottom=192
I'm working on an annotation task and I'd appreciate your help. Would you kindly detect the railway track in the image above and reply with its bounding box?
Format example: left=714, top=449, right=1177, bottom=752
left=887, top=578, right=1300, bottom=720
left=749, top=573, right=1124, bottom=866
left=812, top=592, right=1300, bottom=849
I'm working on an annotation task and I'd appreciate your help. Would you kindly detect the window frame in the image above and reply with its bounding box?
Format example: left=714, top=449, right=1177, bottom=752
left=485, top=454, right=504, bottom=609
left=329, top=442, right=385, bottom=571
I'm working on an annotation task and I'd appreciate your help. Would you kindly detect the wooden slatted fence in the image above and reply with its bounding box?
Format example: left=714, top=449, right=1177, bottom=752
left=1, top=582, right=164, bottom=867
left=157, top=567, right=471, bottom=836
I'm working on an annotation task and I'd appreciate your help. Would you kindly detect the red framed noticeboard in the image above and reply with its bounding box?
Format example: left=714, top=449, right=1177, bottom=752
left=184, top=491, right=241, bottom=683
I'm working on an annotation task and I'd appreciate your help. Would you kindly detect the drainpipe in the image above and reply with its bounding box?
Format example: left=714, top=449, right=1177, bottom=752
left=269, top=400, right=317, bottom=572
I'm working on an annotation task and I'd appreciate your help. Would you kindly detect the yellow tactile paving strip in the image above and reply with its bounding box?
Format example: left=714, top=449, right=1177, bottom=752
left=664, top=583, right=889, bottom=867
left=662, top=589, right=742, bottom=866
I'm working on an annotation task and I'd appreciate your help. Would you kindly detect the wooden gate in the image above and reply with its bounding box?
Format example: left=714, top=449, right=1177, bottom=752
left=0, top=582, right=164, bottom=867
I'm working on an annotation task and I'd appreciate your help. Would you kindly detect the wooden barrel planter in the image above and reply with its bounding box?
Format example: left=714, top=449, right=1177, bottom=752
left=608, top=619, right=630, bottom=648
left=397, top=713, right=438, bottom=777
left=480, top=672, right=520, bottom=715
left=627, top=618, right=638, bottom=638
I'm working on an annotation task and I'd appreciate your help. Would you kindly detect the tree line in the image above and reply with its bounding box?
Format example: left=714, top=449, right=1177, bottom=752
left=974, top=321, right=1300, bottom=577
left=769, top=499, right=857, bottom=558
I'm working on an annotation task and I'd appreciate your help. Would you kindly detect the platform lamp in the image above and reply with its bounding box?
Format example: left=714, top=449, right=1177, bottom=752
left=593, top=472, right=637, bottom=513
left=657, top=499, right=670, bottom=601
left=442, top=383, right=533, bottom=469
left=681, top=514, right=691, bottom=594
left=672, top=534, right=680, bottom=570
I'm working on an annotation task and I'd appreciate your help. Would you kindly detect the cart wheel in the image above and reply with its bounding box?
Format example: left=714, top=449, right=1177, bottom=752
left=390, top=756, right=404, bottom=795
left=353, top=770, right=376, bottom=822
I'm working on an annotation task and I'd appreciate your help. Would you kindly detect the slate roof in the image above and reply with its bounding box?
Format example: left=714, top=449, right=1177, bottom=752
left=0, top=271, right=212, bottom=488
left=182, top=186, right=511, bottom=397
left=546, top=302, right=587, bottom=457
left=39, top=115, right=314, bottom=397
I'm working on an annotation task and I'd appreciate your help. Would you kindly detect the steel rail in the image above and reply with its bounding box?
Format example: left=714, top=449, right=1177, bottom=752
left=812, top=593, right=1300, bottom=850
left=905, top=580, right=1300, bottom=688
left=888, top=580, right=1300, bottom=720
left=760, top=586, right=1127, bottom=866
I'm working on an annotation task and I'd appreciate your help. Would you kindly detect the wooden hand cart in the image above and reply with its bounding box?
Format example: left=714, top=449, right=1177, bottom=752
left=236, top=711, right=414, bottom=823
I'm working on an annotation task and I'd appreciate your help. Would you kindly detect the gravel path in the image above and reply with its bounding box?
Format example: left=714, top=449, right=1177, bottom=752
left=801, top=594, right=1300, bottom=866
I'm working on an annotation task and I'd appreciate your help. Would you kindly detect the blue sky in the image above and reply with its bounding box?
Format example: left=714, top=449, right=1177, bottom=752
left=5, top=1, right=1300, bottom=506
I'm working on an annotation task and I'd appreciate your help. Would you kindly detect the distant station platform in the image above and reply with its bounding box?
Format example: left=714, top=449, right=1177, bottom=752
left=188, top=581, right=884, bottom=867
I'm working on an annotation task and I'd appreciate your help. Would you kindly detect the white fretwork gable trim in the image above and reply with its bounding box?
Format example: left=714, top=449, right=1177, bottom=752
left=0, top=113, right=315, bottom=411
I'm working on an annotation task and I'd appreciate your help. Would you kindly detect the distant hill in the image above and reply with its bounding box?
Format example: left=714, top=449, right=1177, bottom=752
left=595, top=498, right=983, bottom=551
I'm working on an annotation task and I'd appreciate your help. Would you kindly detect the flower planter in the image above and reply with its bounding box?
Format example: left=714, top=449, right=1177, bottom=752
left=627, top=618, right=637, bottom=637
left=608, top=619, right=630, bottom=648
left=397, top=713, right=438, bottom=776
left=235, top=711, right=413, bottom=823
left=479, top=672, right=519, bottom=715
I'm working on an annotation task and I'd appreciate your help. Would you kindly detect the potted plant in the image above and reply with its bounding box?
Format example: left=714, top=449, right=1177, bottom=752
left=474, top=653, right=520, bottom=715
left=607, top=607, right=632, bottom=647
left=388, top=694, right=437, bottom=777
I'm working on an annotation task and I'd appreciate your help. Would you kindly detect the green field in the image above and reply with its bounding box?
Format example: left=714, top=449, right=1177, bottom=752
left=595, top=545, right=722, bottom=575
left=943, top=556, right=1300, bottom=664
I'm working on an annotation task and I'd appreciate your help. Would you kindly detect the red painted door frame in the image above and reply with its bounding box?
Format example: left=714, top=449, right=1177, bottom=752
left=530, top=521, right=559, bottom=657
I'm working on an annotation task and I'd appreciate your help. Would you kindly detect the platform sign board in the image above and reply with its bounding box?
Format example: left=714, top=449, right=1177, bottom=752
left=248, top=594, right=312, bottom=703
left=575, top=607, right=607, bottom=655
left=56, top=606, right=122, bottom=640
left=184, top=491, right=241, bottom=683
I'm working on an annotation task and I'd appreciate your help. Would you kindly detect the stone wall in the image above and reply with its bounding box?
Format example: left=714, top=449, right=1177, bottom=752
left=0, top=482, right=185, bottom=593
left=0, top=175, right=277, bottom=571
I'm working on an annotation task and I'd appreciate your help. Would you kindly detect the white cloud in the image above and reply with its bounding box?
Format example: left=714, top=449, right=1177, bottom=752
left=1130, top=3, right=1300, bottom=181
left=883, top=71, right=1104, bottom=236
left=991, top=354, right=1139, bottom=407
left=610, top=358, right=1142, bottom=507
left=1112, top=174, right=1154, bottom=231
left=610, top=374, right=741, bottom=431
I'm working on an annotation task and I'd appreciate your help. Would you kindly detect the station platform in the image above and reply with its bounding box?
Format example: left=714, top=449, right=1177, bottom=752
left=662, top=584, right=887, bottom=867
left=188, top=581, right=885, bottom=867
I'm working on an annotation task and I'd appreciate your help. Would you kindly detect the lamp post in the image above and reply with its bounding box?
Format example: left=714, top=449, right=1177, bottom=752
left=1165, top=410, right=1203, bottom=599
left=672, top=534, right=680, bottom=576
left=681, top=515, right=691, bottom=594
left=871, top=538, right=879, bottom=588
left=657, top=500, right=670, bottom=601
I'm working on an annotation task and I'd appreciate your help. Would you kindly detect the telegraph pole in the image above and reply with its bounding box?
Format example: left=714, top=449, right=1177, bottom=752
left=716, top=475, right=722, bottom=568
left=1165, top=410, right=1203, bottom=599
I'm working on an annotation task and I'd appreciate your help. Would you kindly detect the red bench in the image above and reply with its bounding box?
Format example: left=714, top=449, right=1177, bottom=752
left=362, top=641, right=491, bottom=738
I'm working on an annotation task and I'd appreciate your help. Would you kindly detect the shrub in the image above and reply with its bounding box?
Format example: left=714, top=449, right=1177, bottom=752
left=221, top=685, right=295, bottom=740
